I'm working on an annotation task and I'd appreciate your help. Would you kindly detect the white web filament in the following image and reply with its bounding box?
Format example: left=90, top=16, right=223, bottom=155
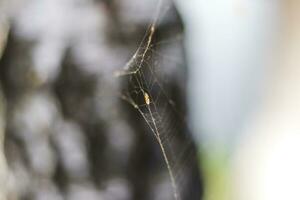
left=115, top=1, right=199, bottom=199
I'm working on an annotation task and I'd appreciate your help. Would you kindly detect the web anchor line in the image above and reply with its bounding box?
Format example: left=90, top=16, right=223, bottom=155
left=115, top=1, right=184, bottom=199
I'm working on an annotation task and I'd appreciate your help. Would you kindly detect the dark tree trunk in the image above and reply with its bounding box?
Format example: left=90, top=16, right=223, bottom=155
left=0, top=1, right=203, bottom=199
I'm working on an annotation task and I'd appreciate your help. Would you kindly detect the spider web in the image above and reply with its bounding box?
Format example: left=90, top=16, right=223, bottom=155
left=114, top=1, right=199, bottom=199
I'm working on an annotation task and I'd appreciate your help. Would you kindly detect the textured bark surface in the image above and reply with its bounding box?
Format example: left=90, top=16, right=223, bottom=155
left=0, top=0, right=202, bottom=200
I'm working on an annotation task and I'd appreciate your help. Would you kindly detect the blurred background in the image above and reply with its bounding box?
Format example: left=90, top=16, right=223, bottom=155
left=176, top=1, right=300, bottom=200
left=1, top=0, right=300, bottom=200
